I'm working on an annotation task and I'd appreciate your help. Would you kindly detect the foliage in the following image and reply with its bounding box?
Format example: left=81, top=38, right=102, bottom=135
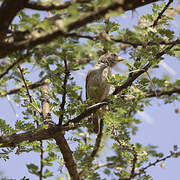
left=0, top=0, right=180, bottom=180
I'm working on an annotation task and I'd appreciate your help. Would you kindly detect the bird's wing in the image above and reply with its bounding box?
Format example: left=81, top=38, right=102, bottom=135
left=85, top=69, right=93, bottom=100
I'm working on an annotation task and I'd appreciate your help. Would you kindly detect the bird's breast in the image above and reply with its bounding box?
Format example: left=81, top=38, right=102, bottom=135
left=86, top=66, right=111, bottom=101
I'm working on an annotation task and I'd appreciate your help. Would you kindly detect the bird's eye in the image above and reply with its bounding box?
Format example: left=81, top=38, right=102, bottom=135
left=113, top=54, right=116, bottom=58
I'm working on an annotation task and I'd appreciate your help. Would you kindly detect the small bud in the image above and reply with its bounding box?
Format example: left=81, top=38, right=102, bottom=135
left=160, top=163, right=165, bottom=168
left=157, top=103, right=161, bottom=107
left=175, top=108, right=179, bottom=114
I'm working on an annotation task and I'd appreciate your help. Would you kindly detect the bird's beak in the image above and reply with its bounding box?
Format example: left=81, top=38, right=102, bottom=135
left=115, top=56, right=124, bottom=62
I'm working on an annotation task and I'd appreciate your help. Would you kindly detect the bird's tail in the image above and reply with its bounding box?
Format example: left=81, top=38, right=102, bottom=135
left=92, top=112, right=99, bottom=133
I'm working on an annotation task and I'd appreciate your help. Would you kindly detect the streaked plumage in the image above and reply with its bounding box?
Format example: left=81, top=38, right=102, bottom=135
left=86, top=53, right=123, bottom=133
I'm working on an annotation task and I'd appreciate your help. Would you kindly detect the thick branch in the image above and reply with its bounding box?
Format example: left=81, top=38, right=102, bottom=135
left=0, top=0, right=28, bottom=42
left=1, top=87, right=180, bottom=148
left=24, top=1, right=71, bottom=11
left=8, top=31, right=180, bottom=48
left=0, top=0, right=158, bottom=58
left=54, top=132, right=80, bottom=180
left=24, top=0, right=90, bottom=11
left=0, top=125, right=76, bottom=148
left=64, top=102, right=108, bottom=126
left=0, top=44, right=176, bottom=148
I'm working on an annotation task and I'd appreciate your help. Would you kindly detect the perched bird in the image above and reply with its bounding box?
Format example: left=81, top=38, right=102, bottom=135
left=86, top=53, right=123, bottom=133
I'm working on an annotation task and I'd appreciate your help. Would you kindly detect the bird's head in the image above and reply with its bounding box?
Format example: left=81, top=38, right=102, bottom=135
left=98, top=53, right=124, bottom=67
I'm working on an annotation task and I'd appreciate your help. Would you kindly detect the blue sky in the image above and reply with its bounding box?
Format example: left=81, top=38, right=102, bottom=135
left=0, top=1, right=180, bottom=179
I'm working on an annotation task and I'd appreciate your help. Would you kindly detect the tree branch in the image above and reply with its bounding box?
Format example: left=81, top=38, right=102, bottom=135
left=54, top=132, right=80, bottom=180
left=129, top=152, right=138, bottom=180
left=113, top=63, right=151, bottom=95
left=0, top=44, right=177, bottom=148
left=6, top=30, right=180, bottom=51
left=59, top=58, right=70, bottom=125
left=113, top=43, right=175, bottom=95
left=91, top=119, right=104, bottom=158
left=80, top=119, right=104, bottom=178
left=18, top=65, right=33, bottom=103
left=152, top=0, right=174, bottom=27
left=64, top=102, right=108, bottom=126
left=0, top=0, right=158, bottom=58
left=133, top=151, right=180, bottom=178
left=1, top=87, right=180, bottom=148
left=41, top=79, right=52, bottom=124
left=0, top=0, right=28, bottom=42
left=145, top=88, right=180, bottom=98
left=1, top=77, right=46, bottom=96
left=24, top=1, right=71, bottom=11
left=0, top=124, right=78, bottom=148
left=24, top=0, right=91, bottom=11
left=39, top=140, right=44, bottom=180
left=0, top=53, right=30, bottom=79
left=19, top=64, right=44, bottom=179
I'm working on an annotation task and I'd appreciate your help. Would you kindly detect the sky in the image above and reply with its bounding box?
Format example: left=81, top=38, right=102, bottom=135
left=0, top=1, right=180, bottom=180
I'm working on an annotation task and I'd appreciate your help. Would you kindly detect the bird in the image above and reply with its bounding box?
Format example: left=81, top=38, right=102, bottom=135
left=86, top=53, right=123, bottom=133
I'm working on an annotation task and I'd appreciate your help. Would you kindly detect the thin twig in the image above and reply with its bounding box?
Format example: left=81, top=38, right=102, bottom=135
left=39, top=141, right=44, bottom=180
left=145, top=88, right=180, bottom=98
left=152, top=0, right=174, bottom=27
left=113, top=43, right=176, bottom=95
left=1, top=77, right=46, bottom=96
left=18, top=65, right=33, bottom=103
left=18, top=65, right=44, bottom=179
left=133, top=151, right=180, bottom=178
left=93, top=162, right=114, bottom=170
left=129, top=151, right=138, bottom=180
left=91, top=118, right=104, bottom=158
left=0, top=53, right=30, bottom=79
left=112, top=126, right=135, bottom=153
left=80, top=119, right=104, bottom=178
left=146, top=71, right=158, bottom=97
left=59, top=58, right=70, bottom=125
